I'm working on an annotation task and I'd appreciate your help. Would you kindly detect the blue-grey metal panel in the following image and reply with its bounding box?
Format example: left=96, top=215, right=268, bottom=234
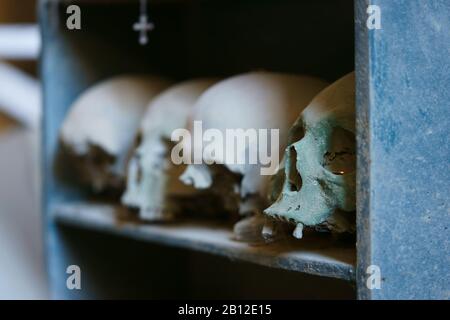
left=356, top=0, right=450, bottom=299
left=40, top=0, right=90, bottom=299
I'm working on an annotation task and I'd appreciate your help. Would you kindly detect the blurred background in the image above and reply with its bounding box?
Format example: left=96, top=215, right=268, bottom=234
left=0, top=0, right=47, bottom=299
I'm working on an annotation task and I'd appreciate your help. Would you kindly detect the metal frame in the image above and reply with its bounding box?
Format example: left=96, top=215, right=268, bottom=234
left=356, top=0, right=449, bottom=300
left=41, top=0, right=450, bottom=299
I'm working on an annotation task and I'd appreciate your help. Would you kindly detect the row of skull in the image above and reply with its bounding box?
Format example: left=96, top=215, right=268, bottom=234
left=59, top=71, right=356, bottom=243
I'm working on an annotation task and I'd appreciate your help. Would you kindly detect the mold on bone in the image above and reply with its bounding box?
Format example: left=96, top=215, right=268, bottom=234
left=180, top=71, right=329, bottom=244
left=59, top=75, right=172, bottom=193
left=265, top=72, right=356, bottom=238
left=322, top=127, right=356, bottom=175
left=121, top=79, right=218, bottom=221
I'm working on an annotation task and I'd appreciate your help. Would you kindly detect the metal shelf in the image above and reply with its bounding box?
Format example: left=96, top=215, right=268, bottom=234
left=53, top=202, right=356, bottom=282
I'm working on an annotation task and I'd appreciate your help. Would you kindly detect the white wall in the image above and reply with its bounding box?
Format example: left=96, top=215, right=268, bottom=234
left=0, top=123, right=47, bottom=299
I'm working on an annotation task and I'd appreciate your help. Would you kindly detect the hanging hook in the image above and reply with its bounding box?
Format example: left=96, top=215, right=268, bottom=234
left=133, top=0, right=154, bottom=45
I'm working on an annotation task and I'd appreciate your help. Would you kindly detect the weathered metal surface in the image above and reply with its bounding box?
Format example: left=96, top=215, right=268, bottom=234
left=356, top=0, right=450, bottom=300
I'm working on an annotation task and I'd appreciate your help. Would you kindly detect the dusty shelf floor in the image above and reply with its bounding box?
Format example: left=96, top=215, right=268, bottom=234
left=52, top=202, right=356, bottom=282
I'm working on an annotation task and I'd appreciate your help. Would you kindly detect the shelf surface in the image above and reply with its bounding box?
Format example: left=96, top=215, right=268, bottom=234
left=52, top=202, right=356, bottom=282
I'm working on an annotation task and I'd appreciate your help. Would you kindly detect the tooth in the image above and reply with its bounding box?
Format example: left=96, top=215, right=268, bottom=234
left=293, top=223, right=304, bottom=239
left=262, top=219, right=276, bottom=239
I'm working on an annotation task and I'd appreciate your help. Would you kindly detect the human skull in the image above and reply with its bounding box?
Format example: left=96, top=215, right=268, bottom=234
left=60, top=75, right=171, bottom=193
left=264, top=72, right=356, bottom=239
left=121, top=79, right=217, bottom=221
left=179, top=72, right=328, bottom=243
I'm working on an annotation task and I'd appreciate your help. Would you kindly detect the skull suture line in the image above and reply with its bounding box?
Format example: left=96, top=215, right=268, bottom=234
left=179, top=72, right=328, bottom=243
left=60, top=75, right=172, bottom=193
left=121, top=79, right=217, bottom=221
left=265, top=72, right=356, bottom=239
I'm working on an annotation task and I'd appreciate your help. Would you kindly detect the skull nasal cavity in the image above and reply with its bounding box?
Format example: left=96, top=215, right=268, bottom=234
left=288, top=146, right=302, bottom=192
left=322, top=127, right=356, bottom=175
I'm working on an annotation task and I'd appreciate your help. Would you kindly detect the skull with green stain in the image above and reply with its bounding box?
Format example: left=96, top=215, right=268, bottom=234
left=264, top=73, right=356, bottom=239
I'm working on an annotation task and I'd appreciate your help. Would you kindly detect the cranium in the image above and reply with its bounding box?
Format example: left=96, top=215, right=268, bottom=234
left=60, top=75, right=171, bottom=193
left=179, top=72, right=328, bottom=243
left=265, top=72, right=356, bottom=239
left=121, top=79, right=217, bottom=221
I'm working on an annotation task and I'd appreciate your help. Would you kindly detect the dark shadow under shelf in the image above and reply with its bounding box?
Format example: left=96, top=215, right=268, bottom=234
left=52, top=202, right=356, bottom=282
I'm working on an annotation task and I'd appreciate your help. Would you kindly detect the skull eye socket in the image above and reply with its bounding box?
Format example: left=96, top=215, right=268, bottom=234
left=289, top=122, right=305, bottom=144
left=322, top=127, right=356, bottom=175
left=134, top=132, right=143, bottom=148
left=87, top=145, right=114, bottom=166
left=288, top=146, right=302, bottom=191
